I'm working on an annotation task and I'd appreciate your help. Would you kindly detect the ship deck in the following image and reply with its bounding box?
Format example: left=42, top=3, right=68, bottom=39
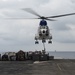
left=0, top=59, right=75, bottom=75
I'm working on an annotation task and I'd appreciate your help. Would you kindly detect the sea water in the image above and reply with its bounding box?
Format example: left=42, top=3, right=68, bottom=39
left=48, top=51, right=75, bottom=59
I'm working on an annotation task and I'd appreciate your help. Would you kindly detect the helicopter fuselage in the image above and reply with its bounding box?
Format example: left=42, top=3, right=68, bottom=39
left=35, top=20, right=52, bottom=44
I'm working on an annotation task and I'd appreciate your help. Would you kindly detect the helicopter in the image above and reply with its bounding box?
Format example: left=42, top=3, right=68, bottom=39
left=22, top=8, right=75, bottom=44
left=34, top=20, right=52, bottom=44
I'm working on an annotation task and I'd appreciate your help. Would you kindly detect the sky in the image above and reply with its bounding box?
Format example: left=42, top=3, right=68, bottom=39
left=0, top=0, right=75, bottom=52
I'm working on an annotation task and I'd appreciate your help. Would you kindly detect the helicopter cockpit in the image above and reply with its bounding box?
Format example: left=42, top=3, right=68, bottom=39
left=40, top=20, right=47, bottom=26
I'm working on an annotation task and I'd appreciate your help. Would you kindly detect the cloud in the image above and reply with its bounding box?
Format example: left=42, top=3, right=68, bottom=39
left=0, top=0, right=75, bottom=51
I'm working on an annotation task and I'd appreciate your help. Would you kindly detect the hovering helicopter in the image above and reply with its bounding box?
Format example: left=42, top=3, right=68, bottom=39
left=22, top=8, right=75, bottom=44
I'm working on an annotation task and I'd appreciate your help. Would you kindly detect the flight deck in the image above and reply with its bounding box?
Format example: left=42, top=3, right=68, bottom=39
left=0, top=59, right=75, bottom=75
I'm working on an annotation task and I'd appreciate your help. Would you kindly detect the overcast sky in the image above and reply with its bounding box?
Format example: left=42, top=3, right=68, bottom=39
left=0, top=0, right=75, bottom=52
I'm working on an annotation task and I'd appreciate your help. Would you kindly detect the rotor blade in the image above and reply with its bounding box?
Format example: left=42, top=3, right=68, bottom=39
left=46, top=13, right=75, bottom=18
left=45, top=18, right=56, bottom=21
left=22, top=8, right=41, bottom=18
left=4, top=18, right=39, bottom=19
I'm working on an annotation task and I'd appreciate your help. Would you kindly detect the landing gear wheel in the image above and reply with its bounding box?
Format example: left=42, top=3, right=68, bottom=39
left=48, top=41, right=52, bottom=44
left=35, top=41, right=39, bottom=44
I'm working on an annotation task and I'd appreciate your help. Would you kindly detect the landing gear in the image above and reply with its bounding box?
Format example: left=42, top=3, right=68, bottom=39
left=42, top=39, right=46, bottom=43
left=48, top=40, right=52, bottom=44
left=35, top=41, right=39, bottom=44
left=49, top=36, right=52, bottom=39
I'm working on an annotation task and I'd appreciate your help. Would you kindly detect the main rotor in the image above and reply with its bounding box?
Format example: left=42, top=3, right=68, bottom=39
left=21, top=8, right=75, bottom=21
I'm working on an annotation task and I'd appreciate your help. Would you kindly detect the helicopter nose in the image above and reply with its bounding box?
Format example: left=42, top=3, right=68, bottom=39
left=43, top=30, right=45, bottom=33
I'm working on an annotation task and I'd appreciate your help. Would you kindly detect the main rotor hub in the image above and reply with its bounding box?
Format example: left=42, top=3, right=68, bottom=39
left=41, top=16, right=46, bottom=19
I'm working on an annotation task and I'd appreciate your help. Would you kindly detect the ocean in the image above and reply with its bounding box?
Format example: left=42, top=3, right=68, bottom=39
left=48, top=51, right=75, bottom=59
